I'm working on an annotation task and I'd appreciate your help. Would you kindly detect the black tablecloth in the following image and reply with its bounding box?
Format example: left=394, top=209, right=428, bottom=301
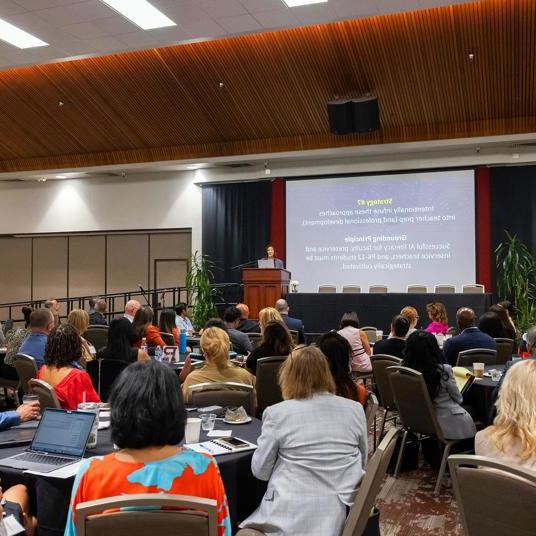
left=0, top=415, right=263, bottom=536
left=463, top=364, right=505, bottom=424
left=287, top=292, right=492, bottom=333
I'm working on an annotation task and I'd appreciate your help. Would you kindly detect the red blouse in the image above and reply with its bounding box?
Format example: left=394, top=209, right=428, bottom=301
left=37, top=367, right=100, bottom=410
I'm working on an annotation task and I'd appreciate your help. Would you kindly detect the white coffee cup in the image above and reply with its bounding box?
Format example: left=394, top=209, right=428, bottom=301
left=473, top=362, right=485, bottom=378
left=376, top=330, right=383, bottom=340
left=185, top=417, right=201, bottom=444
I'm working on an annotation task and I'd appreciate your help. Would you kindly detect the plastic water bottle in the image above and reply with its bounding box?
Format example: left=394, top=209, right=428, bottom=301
left=141, top=337, right=148, bottom=353
left=179, top=329, right=187, bottom=354
left=155, top=345, right=163, bottom=361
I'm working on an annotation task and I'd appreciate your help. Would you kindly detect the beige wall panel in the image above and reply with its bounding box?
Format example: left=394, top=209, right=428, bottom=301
left=68, top=235, right=106, bottom=298
left=149, top=232, right=191, bottom=289
left=107, top=234, right=149, bottom=294
left=33, top=237, right=68, bottom=317
left=0, top=238, right=32, bottom=321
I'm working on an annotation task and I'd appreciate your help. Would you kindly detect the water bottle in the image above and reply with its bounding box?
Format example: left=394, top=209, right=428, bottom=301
left=141, top=337, right=148, bottom=353
left=155, top=345, right=163, bottom=361
left=179, top=329, right=187, bottom=354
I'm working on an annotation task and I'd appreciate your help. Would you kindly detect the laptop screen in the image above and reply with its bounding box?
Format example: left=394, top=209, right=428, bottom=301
left=31, top=409, right=95, bottom=457
left=257, top=259, right=275, bottom=268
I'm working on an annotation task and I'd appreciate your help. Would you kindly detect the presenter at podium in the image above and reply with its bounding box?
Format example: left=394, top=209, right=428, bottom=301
left=258, top=244, right=284, bottom=269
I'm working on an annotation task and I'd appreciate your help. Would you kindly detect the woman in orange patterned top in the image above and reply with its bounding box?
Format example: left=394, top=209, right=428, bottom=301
left=65, top=360, right=231, bottom=536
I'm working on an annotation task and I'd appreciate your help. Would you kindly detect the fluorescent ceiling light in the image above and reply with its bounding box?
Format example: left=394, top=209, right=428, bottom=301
left=55, top=175, right=68, bottom=179
left=0, top=19, right=47, bottom=49
left=101, top=0, right=176, bottom=30
left=282, top=0, right=328, bottom=6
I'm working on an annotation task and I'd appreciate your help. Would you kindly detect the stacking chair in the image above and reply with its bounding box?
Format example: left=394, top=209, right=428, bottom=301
left=29, top=379, right=61, bottom=410
left=448, top=455, right=536, bottom=536
left=493, top=338, right=514, bottom=364
left=407, top=284, right=427, bottom=293
left=318, top=285, right=337, bottom=293
left=388, top=366, right=471, bottom=494
left=255, top=356, right=287, bottom=416
left=365, top=392, right=379, bottom=431
left=369, top=285, right=388, bottom=294
left=462, top=284, right=485, bottom=294
left=371, top=354, right=402, bottom=445
left=75, top=494, right=218, bottom=536
left=434, top=284, right=456, bottom=294
left=13, top=353, right=38, bottom=395
left=247, top=333, right=262, bottom=349
left=342, top=285, right=361, bottom=294
left=160, top=332, right=175, bottom=346
left=188, top=382, right=256, bottom=416
left=361, top=326, right=378, bottom=343
left=456, top=348, right=497, bottom=367
left=87, top=359, right=130, bottom=402
left=0, top=374, right=20, bottom=406
left=84, top=326, right=109, bottom=352
left=237, top=428, right=399, bottom=536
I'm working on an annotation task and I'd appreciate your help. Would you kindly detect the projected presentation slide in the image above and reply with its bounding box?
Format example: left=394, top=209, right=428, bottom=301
left=286, top=170, right=475, bottom=293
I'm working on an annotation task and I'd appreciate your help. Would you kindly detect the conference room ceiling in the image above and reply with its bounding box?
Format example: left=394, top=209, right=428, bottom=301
left=0, top=0, right=533, bottom=173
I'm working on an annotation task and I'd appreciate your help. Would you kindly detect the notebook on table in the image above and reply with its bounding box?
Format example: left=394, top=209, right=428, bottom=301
left=0, top=408, right=95, bottom=473
left=452, top=366, right=476, bottom=395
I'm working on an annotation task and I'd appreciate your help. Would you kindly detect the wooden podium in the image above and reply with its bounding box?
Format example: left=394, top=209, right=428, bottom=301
left=242, top=268, right=291, bottom=318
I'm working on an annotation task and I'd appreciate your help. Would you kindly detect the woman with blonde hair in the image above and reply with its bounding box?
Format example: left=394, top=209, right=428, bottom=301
left=258, top=307, right=284, bottom=333
left=240, top=345, right=367, bottom=536
left=475, top=360, right=536, bottom=470
left=425, top=302, right=449, bottom=335
left=400, top=305, right=419, bottom=337
left=181, top=327, right=255, bottom=402
left=67, top=309, right=93, bottom=365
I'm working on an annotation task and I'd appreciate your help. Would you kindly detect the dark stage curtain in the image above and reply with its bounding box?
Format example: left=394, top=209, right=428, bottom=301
left=490, top=165, right=536, bottom=294
left=202, top=182, right=272, bottom=290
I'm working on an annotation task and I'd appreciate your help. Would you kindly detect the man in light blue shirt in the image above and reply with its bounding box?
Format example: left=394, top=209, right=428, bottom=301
left=175, top=303, right=194, bottom=333
left=0, top=402, right=40, bottom=431
left=18, top=309, right=55, bottom=368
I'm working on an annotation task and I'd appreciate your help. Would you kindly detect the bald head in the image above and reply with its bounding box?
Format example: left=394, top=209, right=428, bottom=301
left=275, top=299, right=289, bottom=313
left=457, top=307, right=475, bottom=330
left=125, top=300, right=141, bottom=317
left=236, top=303, right=250, bottom=319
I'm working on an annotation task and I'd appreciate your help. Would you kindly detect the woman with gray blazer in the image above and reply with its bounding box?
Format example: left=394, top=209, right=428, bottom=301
left=403, top=330, right=476, bottom=440
left=240, top=346, right=368, bottom=536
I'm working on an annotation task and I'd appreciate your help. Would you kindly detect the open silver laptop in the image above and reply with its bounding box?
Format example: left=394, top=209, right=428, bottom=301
left=257, top=259, right=275, bottom=268
left=0, top=408, right=95, bottom=473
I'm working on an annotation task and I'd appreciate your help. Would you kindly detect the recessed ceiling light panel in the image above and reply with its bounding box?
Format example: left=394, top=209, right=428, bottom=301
left=0, top=19, right=48, bottom=49
left=282, top=0, right=328, bottom=7
left=101, top=0, right=176, bottom=30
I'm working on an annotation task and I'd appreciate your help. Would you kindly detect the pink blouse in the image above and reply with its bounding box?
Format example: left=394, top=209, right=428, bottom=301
left=425, top=321, right=449, bottom=335
left=337, top=326, right=372, bottom=372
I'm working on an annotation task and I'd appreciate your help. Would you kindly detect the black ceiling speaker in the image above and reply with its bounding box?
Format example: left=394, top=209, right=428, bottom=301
left=327, top=96, right=379, bottom=135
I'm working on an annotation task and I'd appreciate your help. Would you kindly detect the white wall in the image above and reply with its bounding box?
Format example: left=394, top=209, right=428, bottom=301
left=0, top=171, right=202, bottom=253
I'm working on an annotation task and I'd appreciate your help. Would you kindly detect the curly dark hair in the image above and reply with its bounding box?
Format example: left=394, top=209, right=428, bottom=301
left=109, top=361, right=186, bottom=449
left=44, top=324, right=82, bottom=368
left=402, top=330, right=446, bottom=399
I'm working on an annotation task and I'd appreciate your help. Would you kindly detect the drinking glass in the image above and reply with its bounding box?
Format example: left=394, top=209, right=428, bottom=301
left=200, top=413, right=216, bottom=432
left=490, top=369, right=502, bottom=382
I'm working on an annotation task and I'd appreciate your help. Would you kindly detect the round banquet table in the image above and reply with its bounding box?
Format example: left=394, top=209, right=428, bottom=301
left=0, top=412, right=264, bottom=536
left=463, top=364, right=506, bottom=424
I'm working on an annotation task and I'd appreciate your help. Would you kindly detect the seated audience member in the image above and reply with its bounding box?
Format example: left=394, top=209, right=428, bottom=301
left=88, top=296, right=98, bottom=318
left=175, top=302, right=194, bottom=334
left=37, top=325, right=100, bottom=410
left=337, top=311, right=372, bottom=373
left=275, top=298, right=305, bottom=343
left=489, top=303, right=517, bottom=341
left=96, top=318, right=149, bottom=363
left=132, top=305, right=164, bottom=348
left=18, top=309, right=55, bottom=368
left=3, top=307, right=34, bottom=377
left=476, top=359, right=536, bottom=471
left=236, top=303, right=260, bottom=333
left=65, top=361, right=231, bottom=536
left=67, top=309, right=94, bottom=364
left=123, top=299, right=141, bottom=323
left=403, top=331, right=476, bottom=440
left=0, top=485, right=37, bottom=536
left=240, top=346, right=367, bottom=536
left=317, top=331, right=367, bottom=406
left=258, top=306, right=284, bottom=331
left=246, top=321, right=293, bottom=375
left=443, top=307, right=497, bottom=366
left=159, top=308, right=179, bottom=344
left=478, top=311, right=507, bottom=339
left=400, top=306, right=419, bottom=338
left=373, top=315, right=410, bottom=359
left=89, top=298, right=107, bottom=326
left=223, top=306, right=253, bottom=355
left=44, top=298, right=61, bottom=326
left=425, top=302, right=449, bottom=335
left=203, top=317, right=228, bottom=332
left=181, top=327, right=255, bottom=402
left=0, top=400, right=40, bottom=431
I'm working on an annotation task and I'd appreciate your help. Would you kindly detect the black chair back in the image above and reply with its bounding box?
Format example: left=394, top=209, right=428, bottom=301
left=87, top=359, right=130, bottom=402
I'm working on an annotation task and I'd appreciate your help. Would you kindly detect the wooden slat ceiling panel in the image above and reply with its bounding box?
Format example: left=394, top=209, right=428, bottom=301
left=0, top=0, right=533, bottom=172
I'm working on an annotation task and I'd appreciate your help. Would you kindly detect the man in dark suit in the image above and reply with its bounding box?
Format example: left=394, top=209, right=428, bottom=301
left=236, top=303, right=260, bottom=333
left=275, top=299, right=304, bottom=343
left=89, top=298, right=108, bottom=326
left=443, top=307, right=497, bottom=366
left=373, top=315, right=409, bottom=359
